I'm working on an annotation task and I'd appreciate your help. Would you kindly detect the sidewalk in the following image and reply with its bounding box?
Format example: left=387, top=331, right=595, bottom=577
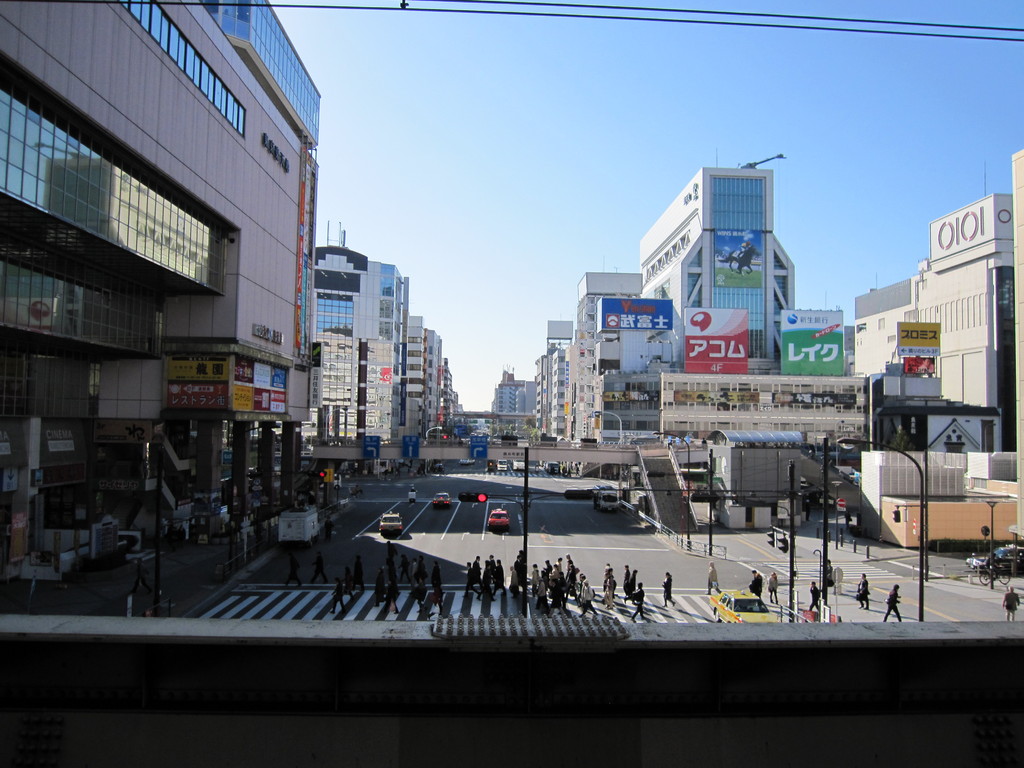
left=0, top=540, right=240, bottom=618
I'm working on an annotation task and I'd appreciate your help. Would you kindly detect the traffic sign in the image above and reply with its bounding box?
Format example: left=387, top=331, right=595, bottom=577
left=470, top=435, right=488, bottom=459
left=362, top=435, right=380, bottom=459
left=402, top=435, right=420, bottom=458
left=836, top=498, right=847, bottom=512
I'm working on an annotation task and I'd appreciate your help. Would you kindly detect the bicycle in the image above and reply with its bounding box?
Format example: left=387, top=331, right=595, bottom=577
left=978, top=567, right=1011, bottom=587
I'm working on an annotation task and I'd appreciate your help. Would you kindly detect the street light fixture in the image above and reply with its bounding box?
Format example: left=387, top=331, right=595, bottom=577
left=838, top=437, right=927, bottom=622
left=592, top=410, right=623, bottom=444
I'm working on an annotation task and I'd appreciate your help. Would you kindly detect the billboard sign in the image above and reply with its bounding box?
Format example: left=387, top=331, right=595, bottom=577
left=781, top=311, right=845, bottom=375
left=897, top=322, right=941, bottom=357
left=600, top=298, right=673, bottom=332
left=684, top=309, right=749, bottom=373
left=714, top=230, right=763, bottom=288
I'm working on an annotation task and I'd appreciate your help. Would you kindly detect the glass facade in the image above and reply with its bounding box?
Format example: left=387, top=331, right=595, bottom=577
left=204, top=0, right=320, bottom=141
left=711, top=176, right=768, bottom=358
left=122, top=1, right=246, bottom=135
left=0, top=80, right=227, bottom=292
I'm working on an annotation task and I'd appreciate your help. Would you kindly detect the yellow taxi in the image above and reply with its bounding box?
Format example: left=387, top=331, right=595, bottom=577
left=709, top=589, right=775, bottom=623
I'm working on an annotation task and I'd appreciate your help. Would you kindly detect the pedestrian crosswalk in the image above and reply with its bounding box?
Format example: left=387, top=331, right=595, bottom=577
left=753, top=560, right=899, bottom=585
left=195, top=584, right=718, bottom=624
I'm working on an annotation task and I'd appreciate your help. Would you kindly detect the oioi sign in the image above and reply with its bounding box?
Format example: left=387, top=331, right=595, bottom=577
left=781, top=311, right=844, bottom=376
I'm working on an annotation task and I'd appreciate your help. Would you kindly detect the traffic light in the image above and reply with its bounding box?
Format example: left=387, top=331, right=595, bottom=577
left=458, top=491, right=488, bottom=503
left=768, top=530, right=777, bottom=548
left=318, top=470, right=328, bottom=482
left=892, top=508, right=902, bottom=523
left=563, top=489, right=594, bottom=500
left=324, top=468, right=334, bottom=483
left=778, top=534, right=789, bottom=554
left=306, top=469, right=317, bottom=479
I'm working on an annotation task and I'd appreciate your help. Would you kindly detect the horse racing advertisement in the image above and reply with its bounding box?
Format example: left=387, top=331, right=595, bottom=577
left=713, top=230, right=764, bottom=288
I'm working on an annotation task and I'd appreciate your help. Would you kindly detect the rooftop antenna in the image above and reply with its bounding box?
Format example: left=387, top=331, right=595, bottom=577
left=740, top=153, right=786, bottom=169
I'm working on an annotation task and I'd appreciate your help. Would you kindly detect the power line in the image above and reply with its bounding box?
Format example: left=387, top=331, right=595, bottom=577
left=40, top=0, right=1024, bottom=43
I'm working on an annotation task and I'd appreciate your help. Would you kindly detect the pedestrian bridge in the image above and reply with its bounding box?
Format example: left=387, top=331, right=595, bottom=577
left=1, top=614, right=1021, bottom=766
left=310, top=440, right=655, bottom=465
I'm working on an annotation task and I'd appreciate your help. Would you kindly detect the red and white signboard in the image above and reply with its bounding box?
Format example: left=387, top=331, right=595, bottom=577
left=837, top=498, right=847, bottom=512
left=684, top=308, right=749, bottom=374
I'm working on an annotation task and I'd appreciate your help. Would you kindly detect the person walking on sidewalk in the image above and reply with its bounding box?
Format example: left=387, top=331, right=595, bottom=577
left=662, top=572, right=676, bottom=607
left=331, top=577, right=346, bottom=615
left=630, top=582, right=646, bottom=622
left=856, top=574, right=870, bottom=610
left=353, top=555, right=365, bottom=592
left=1004, top=586, right=1020, bottom=621
left=749, top=570, right=763, bottom=599
left=285, top=552, right=302, bottom=587
left=808, top=581, right=821, bottom=614
left=883, top=584, right=902, bottom=622
left=312, top=551, right=328, bottom=584
left=131, top=558, right=152, bottom=595
left=767, top=572, right=779, bottom=604
left=707, top=562, right=719, bottom=595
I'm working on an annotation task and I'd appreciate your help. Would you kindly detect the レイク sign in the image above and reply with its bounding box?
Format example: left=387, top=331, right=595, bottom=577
left=780, top=310, right=844, bottom=376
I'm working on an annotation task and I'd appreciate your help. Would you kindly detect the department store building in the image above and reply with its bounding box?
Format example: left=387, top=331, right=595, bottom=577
left=0, top=1, right=319, bottom=577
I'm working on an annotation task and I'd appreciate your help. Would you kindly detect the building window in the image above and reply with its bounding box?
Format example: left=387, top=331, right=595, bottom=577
left=122, top=1, right=246, bottom=135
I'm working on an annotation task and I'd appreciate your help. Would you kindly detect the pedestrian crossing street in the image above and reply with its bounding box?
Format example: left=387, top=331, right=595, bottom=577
left=196, top=584, right=718, bottom=624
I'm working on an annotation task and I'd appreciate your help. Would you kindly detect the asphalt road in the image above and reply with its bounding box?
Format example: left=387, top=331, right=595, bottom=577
left=183, top=464, right=1017, bottom=624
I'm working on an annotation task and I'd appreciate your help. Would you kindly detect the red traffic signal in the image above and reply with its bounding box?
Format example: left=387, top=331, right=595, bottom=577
left=318, top=470, right=328, bottom=481
left=458, top=491, right=488, bottom=503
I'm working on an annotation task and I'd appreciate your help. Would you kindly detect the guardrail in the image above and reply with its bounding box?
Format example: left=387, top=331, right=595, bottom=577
left=622, top=501, right=728, bottom=560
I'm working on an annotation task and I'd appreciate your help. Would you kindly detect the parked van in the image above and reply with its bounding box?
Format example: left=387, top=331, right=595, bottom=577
left=496, top=460, right=510, bottom=471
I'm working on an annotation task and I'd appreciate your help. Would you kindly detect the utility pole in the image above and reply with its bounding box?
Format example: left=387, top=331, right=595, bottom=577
left=788, top=460, right=797, bottom=618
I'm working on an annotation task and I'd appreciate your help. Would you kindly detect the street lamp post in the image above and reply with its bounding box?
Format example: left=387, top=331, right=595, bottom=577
left=683, top=436, right=692, bottom=543
left=426, top=426, right=443, bottom=443
left=838, top=437, right=927, bottom=622
left=984, top=499, right=998, bottom=591
left=593, top=410, right=623, bottom=444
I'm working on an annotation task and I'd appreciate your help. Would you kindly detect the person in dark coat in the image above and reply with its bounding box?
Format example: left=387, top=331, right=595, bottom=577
left=431, top=561, right=442, bottom=589
left=385, top=578, right=400, bottom=614
left=749, top=570, right=763, bottom=599
left=631, top=582, right=646, bottom=622
left=883, top=584, right=902, bottom=622
left=808, top=581, right=821, bottom=613
left=494, top=560, right=507, bottom=596
left=312, top=551, right=328, bottom=584
left=374, top=566, right=386, bottom=606
left=285, top=552, right=302, bottom=587
left=662, top=572, right=676, bottom=607
left=131, top=558, right=153, bottom=594
left=856, top=574, right=870, bottom=609
left=353, top=555, right=365, bottom=591
left=331, top=577, right=346, bottom=615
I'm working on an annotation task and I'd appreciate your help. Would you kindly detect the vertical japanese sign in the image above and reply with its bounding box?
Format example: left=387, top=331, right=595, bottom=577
left=684, top=309, right=749, bottom=373
left=781, top=311, right=845, bottom=375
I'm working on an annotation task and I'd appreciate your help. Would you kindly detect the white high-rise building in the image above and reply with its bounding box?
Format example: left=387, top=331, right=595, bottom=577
left=312, top=246, right=408, bottom=440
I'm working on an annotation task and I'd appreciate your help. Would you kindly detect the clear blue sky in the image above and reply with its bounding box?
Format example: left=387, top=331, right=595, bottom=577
left=276, top=1, right=1024, bottom=411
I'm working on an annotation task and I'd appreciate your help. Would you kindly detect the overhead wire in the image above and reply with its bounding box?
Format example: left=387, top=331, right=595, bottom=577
left=43, top=0, right=1024, bottom=43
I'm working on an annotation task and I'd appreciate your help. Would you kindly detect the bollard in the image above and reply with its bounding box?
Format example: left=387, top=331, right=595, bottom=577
left=866, top=545, right=871, bottom=559
left=853, top=540, right=858, bottom=554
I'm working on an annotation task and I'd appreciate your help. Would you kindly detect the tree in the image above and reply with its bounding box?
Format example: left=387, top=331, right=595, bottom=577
left=888, top=426, right=914, bottom=453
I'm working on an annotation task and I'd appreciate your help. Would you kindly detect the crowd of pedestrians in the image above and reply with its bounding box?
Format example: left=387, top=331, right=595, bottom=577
left=283, top=540, right=685, bottom=622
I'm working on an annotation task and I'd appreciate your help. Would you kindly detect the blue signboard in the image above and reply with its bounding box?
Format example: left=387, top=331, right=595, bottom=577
left=599, top=298, right=673, bottom=331
left=470, top=435, right=489, bottom=459
left=362, top=435, right=380, bottom=459
left=403, top=435, right=420, bottom=458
